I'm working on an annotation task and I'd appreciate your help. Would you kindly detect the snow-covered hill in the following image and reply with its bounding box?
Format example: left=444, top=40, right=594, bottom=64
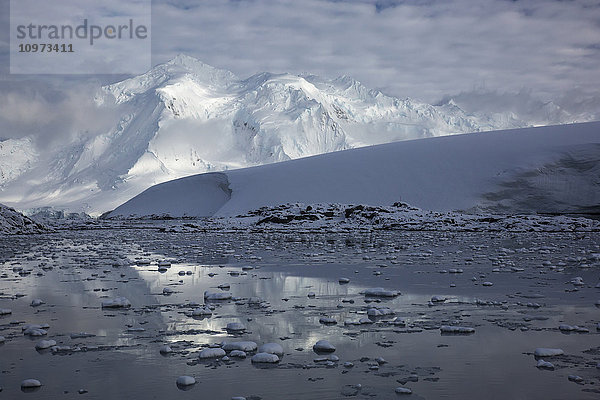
left=0, top=203, right=46, bottom=235
left=107, top=122, right=600, bottom=218
left=0, top=55, right=594, bottom=215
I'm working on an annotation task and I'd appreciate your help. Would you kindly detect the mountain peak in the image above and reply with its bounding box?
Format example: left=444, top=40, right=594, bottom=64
left=104, top=54, right=238, bottom=103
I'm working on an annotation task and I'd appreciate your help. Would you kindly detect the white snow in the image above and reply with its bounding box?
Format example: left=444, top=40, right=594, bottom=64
left=3, top=53, right=599, bottom=216
left=107, top=122, right=600, bottom=218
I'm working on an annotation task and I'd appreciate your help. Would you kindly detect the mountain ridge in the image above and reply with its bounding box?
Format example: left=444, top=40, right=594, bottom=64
left=0, top=54, right=595, bottom=215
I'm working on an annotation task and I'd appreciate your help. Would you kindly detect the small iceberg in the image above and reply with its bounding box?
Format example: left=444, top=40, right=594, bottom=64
left=258, top=343, right=283, bottom=356
left=101, top=297, right=131, bottom=308
left=204, top=291, right=232, bottom=301
left=198, top=348, right=226, bottom=359
left=35, top=340, right=56, bottom=350
left=222, top=341, right=258, bottom=352
left=225, top=322, right=246, bottom=332
left=534, top=348, right=564, bottom=357
left=440, top=325, right=475, bottom=334
left=313, top=340, right=336, bottom=353
left=362, top=288, right=399, bottom=297
left=251, top=352, right=280, bottom=363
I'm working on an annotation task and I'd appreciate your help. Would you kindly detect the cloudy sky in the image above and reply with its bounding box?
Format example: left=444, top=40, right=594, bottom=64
left=0, top=0, right=599, bottom=141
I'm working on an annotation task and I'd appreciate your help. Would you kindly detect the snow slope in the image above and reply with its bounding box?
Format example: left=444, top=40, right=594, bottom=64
left=1, top=55, right=594, bottom=216
left=107, top=122, right=600, bottom=218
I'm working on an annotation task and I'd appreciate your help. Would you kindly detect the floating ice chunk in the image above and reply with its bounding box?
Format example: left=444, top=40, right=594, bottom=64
left=0, top=335, right=5, bottom=343
left=343, top=362, right=354, bottom=368
left=162, top=287, right=174, bottom=295
left=226, top=322, right=246, bottom=332
left=358, top=317, right=374, bottom=324
left=70, top=332, right=95, bottom=339
left=570, top=277, right=584, bottom=286
left=101, top=297, right=131, bottom=308
left=430, top=296, right=446, bottom=303
left=23, top=325, right=48, bottom=337
left=199, top=348, right=226, bottom=359
left=362, top=288, right=399, bottom=297
left=313, top=340, right=336, bottom=353
left=176, top=376, right=195, bottom=386
left=258, top=343, right=283, bottom=356
left=482, top=282, right=494, bottom=287
left=204, top=291, right=232, bottom=301
left=307, top=292, right=316, bottom=298
left=157, top=260, right=171, bottom=267
left=534, top=348, right=564, bottom=357
left=367, top=306, right=395, bottom=317
left=231, top=397, right=246, bottom=400
left=339, top=278, right=350, bottom=284
left=159, top=345, right=173, bottom=354
left=536, top=359, right=554, bottom=370
left=392, top=317, right=407, bottom=326
left=395, top=387, right=412, bottom=394
left=319, top=316, right=337, bottom=324
left=559, top=324, right=576, bottom=332
left=440, top=325, right=475, bottom=334
left=192, top=307, right=212, bottom=316
left=568, top=375, right=583, bottom=383
left=35, top=340, right=56, bottom=350
left=222, top=341, right=257, bottom=352
left=51, top=345, right=72, bottom=353
left=21, top=379, right=42, bottom=388
left=229, top=350, right=247, bottom=358
left=30, top=299, right=44, bottom=307
left=251, top=352, right=279, bottom=363
left=0, top=309, right=11, bottom=315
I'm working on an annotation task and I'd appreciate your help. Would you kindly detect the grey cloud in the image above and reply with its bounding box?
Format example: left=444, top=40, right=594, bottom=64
left=149, top=0, right=600, bottom=103
left=0, top=80, right=121, bottom=148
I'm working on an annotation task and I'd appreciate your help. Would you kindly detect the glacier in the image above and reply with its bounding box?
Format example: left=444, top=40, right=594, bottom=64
left=107, top=122, right=600, bottom=218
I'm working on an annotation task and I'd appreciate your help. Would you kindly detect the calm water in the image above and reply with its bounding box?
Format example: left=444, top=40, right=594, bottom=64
left=0, top=224, right=599, bottom=399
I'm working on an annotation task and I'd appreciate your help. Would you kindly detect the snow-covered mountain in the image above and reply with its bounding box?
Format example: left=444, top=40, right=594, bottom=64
left=0, top=55, right=593, bottom=215
left=0, top=203, right=46, bottom=235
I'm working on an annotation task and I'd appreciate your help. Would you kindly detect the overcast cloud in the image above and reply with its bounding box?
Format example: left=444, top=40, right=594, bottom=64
left=0, top=0, right=599, bottom=142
